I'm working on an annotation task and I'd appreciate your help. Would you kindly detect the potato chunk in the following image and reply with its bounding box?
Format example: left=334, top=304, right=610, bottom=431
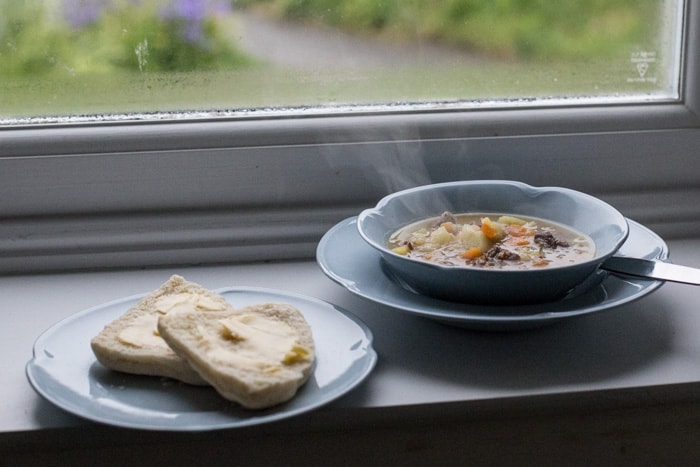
left=497, top=215, right=527, bottom=225
left=429, top=226, right=454, bottom=245
left=458, top=224, right=490, bottom=251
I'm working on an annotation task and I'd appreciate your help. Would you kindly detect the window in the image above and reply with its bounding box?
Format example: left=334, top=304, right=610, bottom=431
left=1, top=1, right=698, bottom=274
left=0, top=0, right=685, bottom=121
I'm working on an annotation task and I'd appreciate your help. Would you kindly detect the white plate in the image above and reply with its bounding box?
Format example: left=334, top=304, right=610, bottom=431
left=26, top=287, right=377, bottom=431
left=317, top=217, right=668, bottom=331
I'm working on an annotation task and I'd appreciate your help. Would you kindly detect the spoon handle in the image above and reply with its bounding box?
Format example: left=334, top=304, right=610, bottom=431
left=602, top=256, right=700, bottom=285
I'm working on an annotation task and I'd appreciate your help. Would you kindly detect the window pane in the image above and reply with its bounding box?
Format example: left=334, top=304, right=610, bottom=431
left=1, top=0, right=684, bottom=123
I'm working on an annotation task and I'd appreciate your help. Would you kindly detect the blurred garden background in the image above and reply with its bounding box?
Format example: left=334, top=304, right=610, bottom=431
left=0, top=0, right=674, bottom=120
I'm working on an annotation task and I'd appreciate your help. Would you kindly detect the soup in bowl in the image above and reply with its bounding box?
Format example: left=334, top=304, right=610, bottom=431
left=357, top=180, right=629, bottom=305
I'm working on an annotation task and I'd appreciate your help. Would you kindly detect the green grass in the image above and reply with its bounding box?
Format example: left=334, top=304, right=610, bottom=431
left=2, top=56, right=665, bottom=120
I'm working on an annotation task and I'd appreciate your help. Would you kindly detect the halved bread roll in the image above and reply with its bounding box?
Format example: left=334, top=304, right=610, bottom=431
left=158, top=302, right=315, bottom=409
left=90, top=275, right=232, bottom=385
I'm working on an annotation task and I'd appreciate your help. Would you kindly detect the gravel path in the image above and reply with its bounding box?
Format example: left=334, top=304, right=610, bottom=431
left=231, top=11, right=483, bottom=70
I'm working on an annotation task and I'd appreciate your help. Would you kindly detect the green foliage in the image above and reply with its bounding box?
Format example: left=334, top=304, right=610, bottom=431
left=0, top=1, right=71, bottom=75
left=93, top=2, right=249, bottom=72
left=0, top=0, right=250, bottom=78
left=338, top=0, right=396, bottom=31
left=243, top=0, right=658, bottom=61
left=263, top=0, right=395, bottom=31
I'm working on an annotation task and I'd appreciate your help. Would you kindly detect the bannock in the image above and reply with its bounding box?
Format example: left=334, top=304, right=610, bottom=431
left=157, top=302, right=315, bottom=409
left=90, top=275, right=233, bottom=385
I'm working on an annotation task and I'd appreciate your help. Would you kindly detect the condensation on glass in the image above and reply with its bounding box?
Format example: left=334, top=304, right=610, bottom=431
left=0, top=0, right=686, bottom=123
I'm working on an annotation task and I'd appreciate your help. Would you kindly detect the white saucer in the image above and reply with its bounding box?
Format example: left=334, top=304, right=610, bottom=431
left=316, top=217, right=668, bottom=331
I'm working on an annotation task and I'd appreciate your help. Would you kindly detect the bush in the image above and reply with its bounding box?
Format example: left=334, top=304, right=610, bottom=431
left=242, top=0, right=657, bottom=61
left=0, top=1, right=72, bottom=75
left=0, top=0, right=250, bottom=77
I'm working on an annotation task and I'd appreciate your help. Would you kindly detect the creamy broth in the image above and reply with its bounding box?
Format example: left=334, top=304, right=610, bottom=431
left=388, top=212, right=595, bottom=270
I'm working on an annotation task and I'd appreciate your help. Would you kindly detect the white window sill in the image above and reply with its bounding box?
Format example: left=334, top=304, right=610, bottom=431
left=3, top=236, right=700, bottom=462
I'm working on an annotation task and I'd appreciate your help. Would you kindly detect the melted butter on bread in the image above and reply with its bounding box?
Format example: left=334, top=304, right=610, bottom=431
left=118, top=292, right=229, bottom=348
left=157, top=302, right=315, bottom=408
left=117, top=314, right=168, bottom=349
left=210, top=314, right=312, bottom=373
left=155, top=292, right=229, bottom=314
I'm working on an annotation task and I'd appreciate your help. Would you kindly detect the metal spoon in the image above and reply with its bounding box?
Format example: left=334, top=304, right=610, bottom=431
left=602, top=256, right=700, bottom=285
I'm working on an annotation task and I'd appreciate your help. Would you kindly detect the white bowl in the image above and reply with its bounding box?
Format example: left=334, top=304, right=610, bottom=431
left=357, top=180, right=629, bottom=305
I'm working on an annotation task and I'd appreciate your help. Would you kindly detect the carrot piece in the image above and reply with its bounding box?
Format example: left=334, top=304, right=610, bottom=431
left=507, top=224, right=533, bottom=237
left=460, top=247, right=482, bottom=259
left=481, top=222, right=498, bottom=239
left=508, top=238, right=531, bottom=246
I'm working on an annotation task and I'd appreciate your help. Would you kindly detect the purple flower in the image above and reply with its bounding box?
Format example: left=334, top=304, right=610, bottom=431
left=161, top=0, right=230, bottom=22
left=160, top=0, right=231, bottom=45
left=60, top=0, right=233, bottom=45
left=168, top=0, right=207, bottom=22
left=62, top=0, right=111, bottom=28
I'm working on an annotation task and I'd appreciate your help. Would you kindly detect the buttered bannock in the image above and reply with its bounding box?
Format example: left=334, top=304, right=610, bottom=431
left=158, top=302, right=315, bottom=409
left=90, top=275, right=233, bottom=385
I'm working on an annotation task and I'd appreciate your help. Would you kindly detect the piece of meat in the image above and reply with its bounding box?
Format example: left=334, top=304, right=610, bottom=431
left=534, top=232, right=569, bottom=249
left=434, top=211, right=457, bottom=226
left=485, top=246, right=520, bottom=261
